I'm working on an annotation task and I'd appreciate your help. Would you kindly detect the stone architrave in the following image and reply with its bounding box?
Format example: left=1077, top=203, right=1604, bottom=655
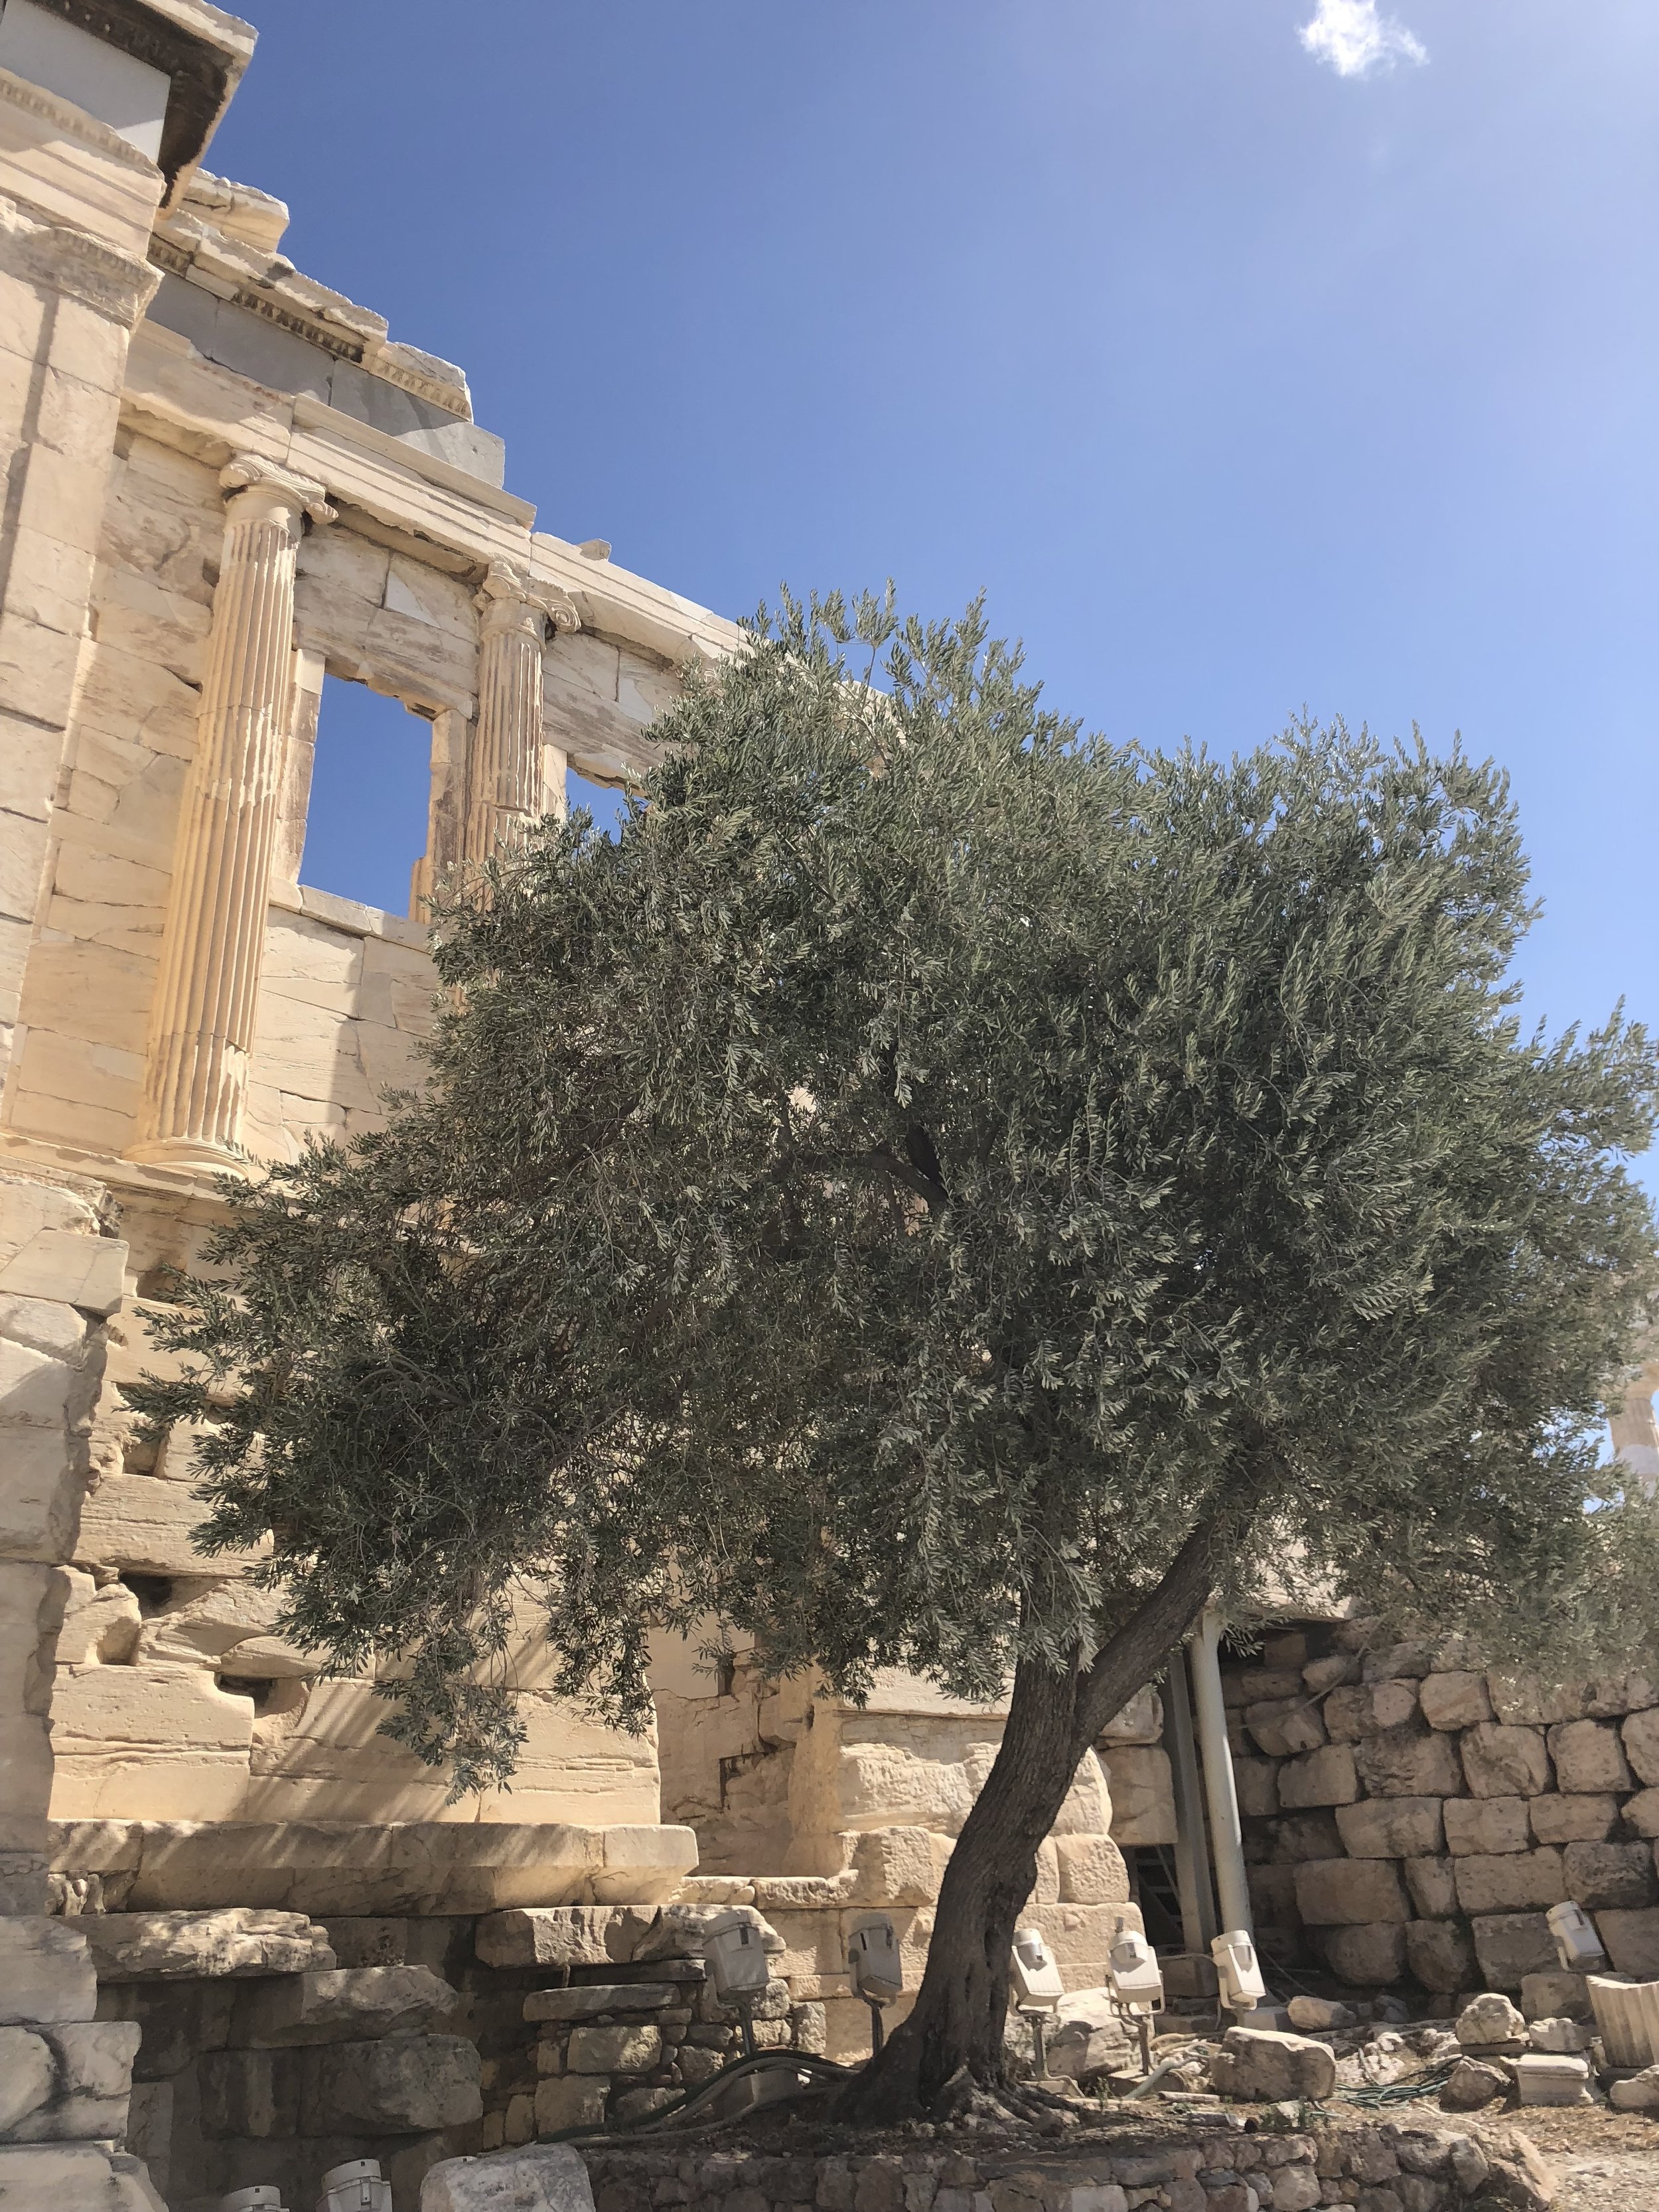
left=129, top=457, right=335, bottom=1169
left=464, top=560, right=579, bottom=866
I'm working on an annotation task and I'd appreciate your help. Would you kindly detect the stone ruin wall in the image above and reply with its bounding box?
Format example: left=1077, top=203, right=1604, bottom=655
left=1194, top=1622, right=1659, bottom=2002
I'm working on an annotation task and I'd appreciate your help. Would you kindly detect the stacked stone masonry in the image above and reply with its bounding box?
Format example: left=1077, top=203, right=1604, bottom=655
left=578, top=2116, right=1557, bottom=2212
left=1205, top=1624, right=1659, bottom=1996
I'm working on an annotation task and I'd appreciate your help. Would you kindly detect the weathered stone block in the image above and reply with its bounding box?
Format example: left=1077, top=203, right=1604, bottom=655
left=1303, top=1655, right=1359, bottom=1695
left=566, top=2024, right=660, bottom=2075
left=846, top=1827, right=937, bottom=1907
left=0, top=1917, right=96, bottom=2024
left=198, top=2047, right=299, bottom=2140
left=1404, top=1920, right=1475, bottom=1993
left=421, top=2142, right=597, bottom=2211
left=1097, top=1745, right=1175, bottom=1845
left=1546, top=1719, right=1632, bottom=1795
left=1352, top=1726, right=1463, bottom=1799
left=533, top=2075, right=607, bottom=2135
left=474, top=1905, right=614, bottom=1969
left=301, top=2033, right=482, bottom=2132
left=1455, top=1990, right=1526, bottom=2047
left=0, top=2142, right=170, bottom=2207
left=1325, top=1682, right=1419, bottom=1743
left=1335, top=1799, right=1443, bottom=1860
left=78, top=1909, right=330, bottom=1981
left=1441, top=2058, right=1505, bottom=2111
left=1597, top=1907, right=1659, bottom=1978
left=1276, top=1746, right=1358, bottom=1809
left=1417, top=1672, right=1492, bottom=1732
left=1623, top=1708, right=1659, bottom=1787
left=1233, top=1759, right=1279, bottom=1820
left=1453, top=1848, right=1564, bottom=1915
left=0, top=2028, right=53, bottom=2134
left=1470, top=1912, right=1557, bottom=1990
left=44, top=2022, right=139, bottom=2101
left=1319, top=1922, right=1406, bottom=1984
left=1245, top=1699, right=1327, bottom=1758
left=1054, top=1834, right=1129, bottom=1905
left=1562, top=1840, right=1656, bottom=1911
left=1294, top=1859, right=1409, bottom=1926
left=1364, top=1642, right=1435, bottom=1683
left=1266, top=1812, right=1344, bottom=1861
left=1622, top=1789, right=1659, bottom=1838
left=1209, top=2028, right=1336, bottom=2101
left=1527, top=1793, right=1619, bottom=1846
left=1461, top=1724, right=1552, bottom=1799
left=1404, top=1857, right=1457, bottom=1919
left=236, top=1964, right=457, bottom=2045
left=1514, top=1970, right=1589, bottom=2024
left=1443, top=1797, right=1529, bottom=1857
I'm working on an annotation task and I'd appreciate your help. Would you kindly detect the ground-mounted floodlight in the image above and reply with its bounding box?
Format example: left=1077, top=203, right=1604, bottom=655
left=1548, top=1900, right=1609, bottom=1974
left=1010, top=1925, right=1066, bottom=2074
left=218, top=2190, right=286, bottom=2211
left=705, top=1907, right=774, bottom=2057
left=317, top=2162, right=391, bottom=2212
left=847, top=1911, right=904, bottom=2053
left=1210, top=1929, right=1267, bottom=2016
left=1107, top=1927, right=1165, bottom=2071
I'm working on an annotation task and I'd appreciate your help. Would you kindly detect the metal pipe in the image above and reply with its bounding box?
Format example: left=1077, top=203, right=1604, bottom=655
left=1163, top=1646, right=1218, bottom=1951
left=1190, top=1607, right=1254, bottom=1939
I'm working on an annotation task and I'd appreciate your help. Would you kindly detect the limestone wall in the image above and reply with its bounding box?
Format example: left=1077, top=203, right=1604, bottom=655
left=1218, top=1624, right=1659, bottom=1997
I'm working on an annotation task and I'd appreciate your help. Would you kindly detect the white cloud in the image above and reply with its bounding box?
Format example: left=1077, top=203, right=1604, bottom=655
left=1299, top=0, right=1428, bottom=78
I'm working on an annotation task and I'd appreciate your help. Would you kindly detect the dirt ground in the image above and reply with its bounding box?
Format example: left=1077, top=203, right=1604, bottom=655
left=1480, top=2110, right=1659, bottom=2212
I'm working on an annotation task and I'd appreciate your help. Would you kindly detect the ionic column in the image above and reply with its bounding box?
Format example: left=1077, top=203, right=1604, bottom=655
left=128, top=456, right=334, bottom=1170
left=465, top=561, right=578, bottom=865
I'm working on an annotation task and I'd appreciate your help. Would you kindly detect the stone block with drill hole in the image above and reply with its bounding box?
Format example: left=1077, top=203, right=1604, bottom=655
left=1244, top=1698, right=1327, bottom=1758
left=1443, top=1797, right=1530, bottom=1857
left=235, top=1965, right=457, bottom=2045
left=1418, top=1672, right=1493, bottom=1732
left=1404, top=1856, right=1459, bottom=1919
left=1471, top=1912, right=1557, bottom=1990
left=1324, top=1682, right=1419, bottom=1743
left=1208, top=2028, right=1337, bottom=2101
left=1453, top=1848, right=1564, bottom=1915
left=300, top=2034, right=482, bottom=2132
left=1335, top=1797, right=1444, bottom=1860
left=1294, top=1858, right=1410, bottom=1925
left=1461, top=1725, right=1553, bottom=1799
left=1563, top=1840, right=1657, bottom=1911
left=420, top=2142, right=596, bottom=2212
left=1317, top=1921, right=1406, bottom=1984
left=0, top=1919, right=97, bottom=2025
left=1546, top=1719, right=1633, bottom=1795
left=1528, top=1793, right=1619, bottom=1846
left=1405, top=1919, right=1477, bottom=1992
left=1519, top=1970, right=1591, bottom=2022
left=1352, top=1725, right=1464, bottom=1799
left=1275, top=1745, right=1358, bottom=1808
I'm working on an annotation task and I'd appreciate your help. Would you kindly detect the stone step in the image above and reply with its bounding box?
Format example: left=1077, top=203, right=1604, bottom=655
left=524, top=1982, right=682, bottom=2023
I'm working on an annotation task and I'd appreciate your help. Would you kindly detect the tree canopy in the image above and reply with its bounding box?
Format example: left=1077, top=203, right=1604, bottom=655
left=140, top=593, right=1659, bottom=1812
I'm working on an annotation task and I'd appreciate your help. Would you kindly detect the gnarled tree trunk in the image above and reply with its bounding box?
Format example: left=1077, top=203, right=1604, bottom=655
left=834, top=1521, right=1219, bottom=2123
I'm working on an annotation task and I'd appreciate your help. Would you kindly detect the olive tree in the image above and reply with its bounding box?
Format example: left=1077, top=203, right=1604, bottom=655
left=137, top=594, right=1659, bottom=2119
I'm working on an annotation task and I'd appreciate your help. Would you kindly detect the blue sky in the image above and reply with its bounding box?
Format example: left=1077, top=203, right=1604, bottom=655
left=215, top=1, right=1657, bottom=1169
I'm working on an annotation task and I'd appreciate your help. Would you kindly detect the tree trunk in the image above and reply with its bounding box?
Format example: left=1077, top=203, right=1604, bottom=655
left=834, top=1520, right=1219, bottom=2123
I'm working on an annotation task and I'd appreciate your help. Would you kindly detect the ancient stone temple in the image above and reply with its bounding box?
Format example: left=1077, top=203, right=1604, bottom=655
left=0, top=5, right=1145, bottom=2197
left=3, top=6, right=1656, bottom=2205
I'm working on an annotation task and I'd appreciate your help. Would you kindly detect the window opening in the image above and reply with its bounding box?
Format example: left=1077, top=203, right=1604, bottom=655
left=300, top=674, right=431, bottom=916
left=567, top=767, right=630, bottom=842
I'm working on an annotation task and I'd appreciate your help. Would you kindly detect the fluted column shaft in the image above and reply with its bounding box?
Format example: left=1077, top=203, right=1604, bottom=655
left=129, top=456, right=333, bottom=1168
left=465, top=561, right=577, bottom=865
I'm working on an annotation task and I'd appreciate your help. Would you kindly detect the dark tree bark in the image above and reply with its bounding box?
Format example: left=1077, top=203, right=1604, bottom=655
left=833, top=1520, right=1220, bottom=2124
